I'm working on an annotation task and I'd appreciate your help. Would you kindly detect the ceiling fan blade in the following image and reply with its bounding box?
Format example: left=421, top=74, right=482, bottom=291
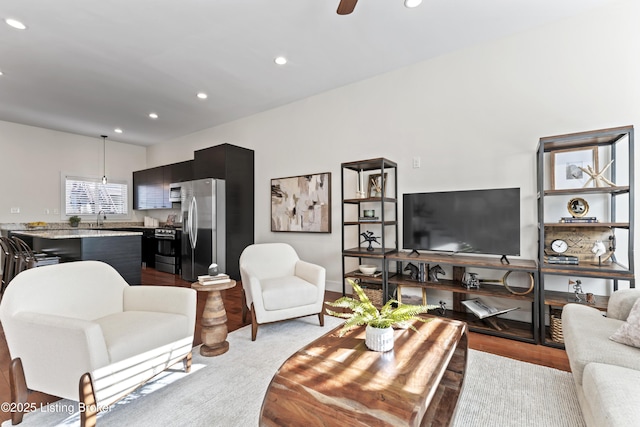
left=337, top=0, right=358, bottom=15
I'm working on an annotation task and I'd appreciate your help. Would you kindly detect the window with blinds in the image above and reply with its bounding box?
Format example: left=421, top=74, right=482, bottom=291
left=64, top=176, right=128, bottom=216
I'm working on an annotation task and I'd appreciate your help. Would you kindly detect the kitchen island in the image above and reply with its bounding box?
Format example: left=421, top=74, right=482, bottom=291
left=13, top=229, right=142, bottom=284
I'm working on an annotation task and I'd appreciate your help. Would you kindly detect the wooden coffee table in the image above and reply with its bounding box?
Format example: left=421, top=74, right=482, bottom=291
left=191, top=279, right=236, bottom=357
left=260, top=316, right=468, bottom=426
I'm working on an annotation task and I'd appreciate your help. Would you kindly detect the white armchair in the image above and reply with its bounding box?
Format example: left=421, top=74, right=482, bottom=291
left=239, top=243, right=326, bottom=341
left=0, top=260, right=196, bottom=426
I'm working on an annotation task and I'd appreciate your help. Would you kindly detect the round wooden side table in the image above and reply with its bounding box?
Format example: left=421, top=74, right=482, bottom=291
left=191, top=279, right=237, bottom=357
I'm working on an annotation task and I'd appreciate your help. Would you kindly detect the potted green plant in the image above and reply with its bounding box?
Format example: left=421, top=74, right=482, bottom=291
left=68, top=215, right=81, bottom=227
left=325, top=279, right=437, bottom=352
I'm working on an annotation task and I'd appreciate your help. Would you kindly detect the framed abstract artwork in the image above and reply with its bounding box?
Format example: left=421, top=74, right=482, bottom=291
left=271, top=172, right=331, bottom=233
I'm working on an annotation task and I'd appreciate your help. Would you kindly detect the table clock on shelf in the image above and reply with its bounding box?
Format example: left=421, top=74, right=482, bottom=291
left=544, top=227, right=615, bottom=265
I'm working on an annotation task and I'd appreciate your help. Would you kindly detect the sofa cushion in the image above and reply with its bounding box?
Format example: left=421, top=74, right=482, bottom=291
left=96, top=311, right=190, bottom=363
left=582, top=363, right=640, bottom=427
left=610, top=298, right=640, bottom=348
left=606, top=288, right=640, bottom=320
left=562, top=304, right=640, bottom=385
left=260, top=276, right=319, bottom=310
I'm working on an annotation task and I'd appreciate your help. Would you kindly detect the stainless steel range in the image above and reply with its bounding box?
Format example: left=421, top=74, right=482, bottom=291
left=154, top=227, right=181, bottom=274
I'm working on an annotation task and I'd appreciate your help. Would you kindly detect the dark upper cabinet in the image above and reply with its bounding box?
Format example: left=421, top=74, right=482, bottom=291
left=133, top=166, right=165, bottom=209
left=133, top=161, right=193, bottom=210
left=167, top=160, right=194, bottom=183
left=194, top=143, right=254, bottom=279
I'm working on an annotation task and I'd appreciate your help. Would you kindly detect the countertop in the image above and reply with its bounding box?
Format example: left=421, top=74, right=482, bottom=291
left=13, top=229, right=143, bottom=239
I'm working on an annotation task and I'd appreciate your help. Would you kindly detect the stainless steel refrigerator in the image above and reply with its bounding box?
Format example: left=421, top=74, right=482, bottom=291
left=180, top=178, right=226, bottom=282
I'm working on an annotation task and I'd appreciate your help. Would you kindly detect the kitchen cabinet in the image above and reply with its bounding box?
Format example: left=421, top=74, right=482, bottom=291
left=133, top=166, right=165, bottom=209
left=167, top=160, right=193, bottom=183
left=14, top=230, right=142, bottom=285
left=104, top=226, right=156, bottom=268
left=193, top=143, right=254, bottom=280
left=133, top=160, right=193, bottom=210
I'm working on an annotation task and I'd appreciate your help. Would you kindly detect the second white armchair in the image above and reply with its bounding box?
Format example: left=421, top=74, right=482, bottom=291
left=239, top=243, right=326, bottom=340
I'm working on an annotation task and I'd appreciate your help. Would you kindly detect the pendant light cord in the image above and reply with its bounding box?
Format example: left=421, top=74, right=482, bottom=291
left=101, top=135, right=108, bottom=185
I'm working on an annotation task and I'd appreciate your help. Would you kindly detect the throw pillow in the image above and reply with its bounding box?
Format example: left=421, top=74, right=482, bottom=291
left=610, top=298, right=640, bottom=348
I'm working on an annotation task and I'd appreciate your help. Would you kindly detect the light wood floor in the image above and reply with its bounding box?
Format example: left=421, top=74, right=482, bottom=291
left=0, top=267, right=570, bottom=423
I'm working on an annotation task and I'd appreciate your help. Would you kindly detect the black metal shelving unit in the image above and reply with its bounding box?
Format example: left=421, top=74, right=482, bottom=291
left=537, top=125, right=635, bottom=347
left=341, top=158, right=398, bottom=303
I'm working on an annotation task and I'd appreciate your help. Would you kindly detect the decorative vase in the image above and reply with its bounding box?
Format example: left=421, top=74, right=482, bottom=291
left=365, top=325, right=394, bottom=352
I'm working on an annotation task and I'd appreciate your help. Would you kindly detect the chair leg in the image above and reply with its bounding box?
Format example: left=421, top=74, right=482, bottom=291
left=183, top=351, right=192, bottom=373
left=9, top=358, right=28, bottom=425
left=241, top=289, right=248, bottom=323
left=79, top=373, right=98, bottom=427
left=318, top=310, right=325, bottom=327
left=250, top=303, right=258, bottom=341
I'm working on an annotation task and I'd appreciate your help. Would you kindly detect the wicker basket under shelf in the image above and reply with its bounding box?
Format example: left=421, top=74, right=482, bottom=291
left=362, top=286, right=384, bottom=307
left=550, top=309, right=564, bottom=344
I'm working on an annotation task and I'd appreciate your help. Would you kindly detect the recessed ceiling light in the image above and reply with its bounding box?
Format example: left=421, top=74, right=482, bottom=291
left=149, top=113, right=159, bottom=119
left=274, top=56, right=287, bottom=65
left=114, top=128, right=123, bottom=134
left=197, top=92, right=208, bottom=100
left=404, top=0, right=422, bottom=8
left=0, top=71, right=3, bottom=76
left=5, top=18, right=27, bottom=30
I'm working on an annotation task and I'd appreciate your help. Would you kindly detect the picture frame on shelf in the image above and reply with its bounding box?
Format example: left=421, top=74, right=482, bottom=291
left=367, top=173, right=387, bottom=197
left=550, top=147, right=599, bottom=190
left=271, top=172, right=331, bottom=233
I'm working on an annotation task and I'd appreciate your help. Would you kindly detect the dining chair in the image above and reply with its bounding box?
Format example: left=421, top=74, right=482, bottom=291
left=11, top=236, right=37, bottom=276
left=0, top=237, right=18, bottom=293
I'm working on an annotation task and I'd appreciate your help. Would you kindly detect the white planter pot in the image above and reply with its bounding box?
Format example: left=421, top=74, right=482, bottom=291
left=365, top=325, right=394, bottom=352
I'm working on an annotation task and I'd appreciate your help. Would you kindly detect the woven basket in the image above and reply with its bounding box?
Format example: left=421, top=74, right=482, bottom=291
left=550, top=309, right=564, bottom=343
left=362, top=287, right=383, bottom=307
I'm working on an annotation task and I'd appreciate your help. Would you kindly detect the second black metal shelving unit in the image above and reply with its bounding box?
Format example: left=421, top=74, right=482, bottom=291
left=341, top=158, right=398, bottom=303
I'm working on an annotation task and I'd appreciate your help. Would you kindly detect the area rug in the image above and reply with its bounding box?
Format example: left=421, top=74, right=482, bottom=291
left=3, top=316, right=585, bottom=427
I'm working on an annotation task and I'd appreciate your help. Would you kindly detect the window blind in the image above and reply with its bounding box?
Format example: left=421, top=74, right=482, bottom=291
left=65, top=176, right=128, bottom=216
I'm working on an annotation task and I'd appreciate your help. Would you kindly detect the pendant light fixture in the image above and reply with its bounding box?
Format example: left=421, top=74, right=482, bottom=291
left=101, top=135, right=108, bottom=185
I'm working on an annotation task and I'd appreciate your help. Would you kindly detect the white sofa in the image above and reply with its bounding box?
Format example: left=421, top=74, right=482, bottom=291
left=562, top=288, right=640, bottom=427
left=0, top=260, right=196, bottom=426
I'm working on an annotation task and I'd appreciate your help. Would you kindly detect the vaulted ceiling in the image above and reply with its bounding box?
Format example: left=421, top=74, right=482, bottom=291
left=0, top=0, right=618, bottom=146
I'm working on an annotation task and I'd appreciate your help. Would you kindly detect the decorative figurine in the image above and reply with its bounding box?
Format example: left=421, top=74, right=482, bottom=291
left=591, top=240, right=607, bottom=266
left=586, top=293, right=596, bottom=305
left=208, top=263, right=219, bottom=276
left=463, top=272, right=480, bottom=289
left=359, top=230, right=380, bottom=251
left=438, top=300, right=447, bottom=316
left=569, top=279, right=584, bottom=302
left=404, top=263, right=419, bottom=280
left=428, top=264, right=445, bottom=282
left=579, top=159, right=616, bottom=188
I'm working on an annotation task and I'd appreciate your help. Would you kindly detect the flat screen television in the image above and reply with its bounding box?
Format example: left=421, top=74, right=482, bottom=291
left=402, top=188, right=520, bottom=256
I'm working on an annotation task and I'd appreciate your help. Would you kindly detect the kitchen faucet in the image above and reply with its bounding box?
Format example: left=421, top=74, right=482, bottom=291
left=97, top=210, right=106, bottom=227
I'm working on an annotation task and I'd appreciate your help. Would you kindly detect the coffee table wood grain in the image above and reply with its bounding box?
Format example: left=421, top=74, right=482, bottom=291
left=260, top=316, right=468, bottom=427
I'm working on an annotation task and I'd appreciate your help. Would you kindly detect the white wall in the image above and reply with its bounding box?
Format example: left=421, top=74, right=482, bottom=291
left=2, top=0, right=634, bottom=303
left=146, top=0, right=640, bottom=295
left=0, top=121, right=147, bottom=224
